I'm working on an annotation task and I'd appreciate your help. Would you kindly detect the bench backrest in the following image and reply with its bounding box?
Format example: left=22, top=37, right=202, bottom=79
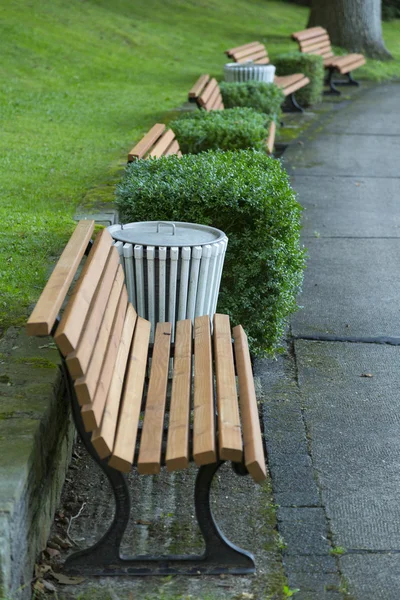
left=128, top=123, right=181, bottom=162
left=225, top=41, right=270, bottom=65
left=188, top=75, right=224, bottom=111
left=292, top=26, right=334, bottom=61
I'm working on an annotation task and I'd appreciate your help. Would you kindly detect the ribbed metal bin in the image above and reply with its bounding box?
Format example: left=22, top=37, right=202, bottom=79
left=224, top=62, right=276, bottom=83
left=108, top=221, right=228, bottom=341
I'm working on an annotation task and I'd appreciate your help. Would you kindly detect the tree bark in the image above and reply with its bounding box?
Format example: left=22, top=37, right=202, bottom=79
left=308, top=0, right=392, bottom=60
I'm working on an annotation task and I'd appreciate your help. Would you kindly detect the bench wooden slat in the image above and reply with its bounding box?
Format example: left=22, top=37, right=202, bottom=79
left=26, top=220, right=95, bottom=337
left=327, top=53, right=365, bottom=69
left=166, top=319, right=192, bottom=472
left=266, top=120, right=276, bottom=155
left=233, top=325, right=266, bottom=483
left=301, top=40, right=331, bottom=54
left=81, top=286, right=128, bottom=431
left=128, top=123, right=166, bottom=161
left=109, top=317, right=151, bottom=472
left=254, top=57, right=270, bottom=65
left=193, top=315, right=217, bottom=466
left=211, top=93, right=224, bottom=111
left=281, top=76, right=310, bottom=97
left=300, top=34, right=330, bottom=50
left=337, top=57, right=366, bottom=74
left=137, top=322, right=172, bottom=474
left=231, top=43, right=266, bottom=61
left=54, top=228, right=113, bottom=356
left=292, top=26, right=326, bottom=42
left=189, top=74, right=210, bottom=98
left=206, top=84, right=221, bottom=111
left=237, top=48, right=268, bottom=64
left=226, top=41, right=262, bottom=56
left=199, top=77, right=218, bottom=108
left=148, top=129, right=176, bottom=158
left=213, top=314, right=242, bottom=462
left=165, top=139, right=180, bottom=156
left=274, top=73, right=305, bottom=88
left=66, top=246, right=120, bottom=379
left=91, top=304, right=137, bottom=459
left=74, top=266, right=125, bottom=405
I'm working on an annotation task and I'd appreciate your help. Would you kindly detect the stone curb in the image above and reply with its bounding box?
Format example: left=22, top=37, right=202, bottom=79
left=0, top=327, right=74, bottom=600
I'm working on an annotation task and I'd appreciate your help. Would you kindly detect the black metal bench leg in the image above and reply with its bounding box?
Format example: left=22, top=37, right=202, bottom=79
left=195, top=461, right=255, bottom=571
left=334, top=71, right=360, bottom=87
left=287, top=92, right=305, bottom=113
left=324, top=69, right=341, bottom=95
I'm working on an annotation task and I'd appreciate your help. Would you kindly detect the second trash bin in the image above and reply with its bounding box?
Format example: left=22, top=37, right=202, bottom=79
left=107, top=221, right=228, bottom=341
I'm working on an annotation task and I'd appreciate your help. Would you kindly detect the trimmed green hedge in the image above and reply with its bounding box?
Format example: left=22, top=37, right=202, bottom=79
left=274, top=52, right=324, bottom=106
left=116, top=150, right=305, bottom=355
left=219, top=81, right=284, bottom=120
left=170, top=107, right=271, bottom=154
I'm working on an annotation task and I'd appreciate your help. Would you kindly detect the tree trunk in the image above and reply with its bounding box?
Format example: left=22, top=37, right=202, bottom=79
left=308, top=0, right=392, bottom=60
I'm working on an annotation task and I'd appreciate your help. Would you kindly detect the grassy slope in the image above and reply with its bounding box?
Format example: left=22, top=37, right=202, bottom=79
left=0, top=0, right=399, bottom=330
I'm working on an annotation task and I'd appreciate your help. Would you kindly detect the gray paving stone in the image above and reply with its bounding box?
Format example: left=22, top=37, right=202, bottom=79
left=284, top=554, right=337, bottom=573
left=291, top=238, right=400, bottom=338
left=278, top=508, right=330, bottom=555
left=340, top=554, right=400, bottom=600
left=292, top=175, right=400, bottom=238
left=295, top=340, right=400, bottom=551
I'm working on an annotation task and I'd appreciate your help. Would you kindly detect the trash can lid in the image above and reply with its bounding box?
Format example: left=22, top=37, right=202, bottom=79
left=108, top=221, right=227, bottom=247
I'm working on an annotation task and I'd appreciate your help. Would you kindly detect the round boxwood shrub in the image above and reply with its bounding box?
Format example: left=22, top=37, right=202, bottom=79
left=170, top=107, right=272, bottom=154
left=274, top=52, right=324, bottom=106
left=116, top=150, right=305, bottom=356
left=219, top=81, right=284, bottom=119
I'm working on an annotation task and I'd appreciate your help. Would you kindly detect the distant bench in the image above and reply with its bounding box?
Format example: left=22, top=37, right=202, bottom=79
left=188, top=74, right=276, bottom=154
left=292, top=27, right=366, bottom=94
left=225, top=41, right=311, bottom=112
left=26, top=220, right=267, bottom=576
left=128, top=123, right=181, bottom=162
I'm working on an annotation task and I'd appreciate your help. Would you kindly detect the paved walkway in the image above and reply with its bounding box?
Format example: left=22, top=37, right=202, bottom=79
left=258, top=83, right=400, bottom=599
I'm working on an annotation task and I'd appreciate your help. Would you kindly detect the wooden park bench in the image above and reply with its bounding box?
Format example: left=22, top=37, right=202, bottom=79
left=291, top=27, right=366, bottom=94
left=225, top=41, right=311, bottom=112
left=188, top=75, right=276, bottom=154
left=128, top=123, right=181, bottom=162
left=26, top=220, right=266, bottom=576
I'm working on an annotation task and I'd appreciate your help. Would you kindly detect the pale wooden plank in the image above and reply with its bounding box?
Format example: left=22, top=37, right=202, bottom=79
left=199, top=78, right=218, bottom=108
left=301, top=33, right=330, bottom=48
left=339, top=57, right=366, bottom=74
left=54, top=228, right=113, bottom=356
left=301, top=38, right=331, bottom=53
left=108, top=317, right=151, bottom=472
left=237, top=48, right=268, bottom=64
left=266, top=120, right=276, bottom=155
left=26, top=220, right=94, bottom=337
left=231, top=43, right=266, bottom=61
left=292, top=26, right=327, bottom=42
left=274, top=73, right=305, bottom=89
left=193, top=315, right=216, bottom=466
left=166, top=319, right=192, bottom=472
left=233, top=325, right=266, bottom=483
left=254, top=57, right=270, bottom=65
left=91, top=304, right=137, bottom=459
left=128, top=123, right=166, bottom=161
left=189, top=74, right=210, bottom=99
left=225, top=41, right=261, bottom=56
left=81, top=286, right=128, bottom=431
left=205, top=85, right=221, bottom=111
left=148, top=129, right=175, bottom=158
left=66, top=246, right=120, bottom=379
left=74, top=266, right=125, bottom=405
left=281, top=76, right=310, bottom=97
left=137, top=322, right=172, bottom=474
left=164, top=139, right=180, bottom=156
left=213, top=314, right=242, bottom=462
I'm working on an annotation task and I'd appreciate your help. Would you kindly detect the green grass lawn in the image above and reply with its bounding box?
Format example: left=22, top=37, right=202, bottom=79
left=1, top=0, right=399, bottom=331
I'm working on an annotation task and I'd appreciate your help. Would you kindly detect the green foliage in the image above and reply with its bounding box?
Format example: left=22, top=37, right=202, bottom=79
left=382, top=0, right=400, bottom=21
left=116, top=150, right=305, bottom=355
left=219, top=81, right=284, bottom=120
left=274, top=52, right=324, bottom=106
left=170, top=107, right=271, bottom=154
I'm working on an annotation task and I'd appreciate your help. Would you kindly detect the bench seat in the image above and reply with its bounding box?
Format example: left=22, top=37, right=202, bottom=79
left=292, top=27, right=366, bottom=94
left=188, top=74, right=276, bottom=153
left=27, top=220, right=267, bottom=576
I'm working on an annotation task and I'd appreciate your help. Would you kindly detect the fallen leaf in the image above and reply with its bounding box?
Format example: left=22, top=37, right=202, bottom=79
left=51, top=572, right=85, bottom=585
left=360, top=373, right=373, bottom=378
left=46, top=547, right=61, bottom=559
left=33, top=580, right=45, bottom=594
left=52, top=534, right=73, bottom=549
left=35, top=564, right=52, bottom=578
left=136, top=519, right=152, bottom=525
left=43, top=580, right=57, bottom=592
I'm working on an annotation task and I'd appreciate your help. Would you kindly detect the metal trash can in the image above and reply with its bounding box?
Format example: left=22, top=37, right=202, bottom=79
left=224, top=62, right=276, bottom=83
left=107, top=221, right=228, bottom=341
